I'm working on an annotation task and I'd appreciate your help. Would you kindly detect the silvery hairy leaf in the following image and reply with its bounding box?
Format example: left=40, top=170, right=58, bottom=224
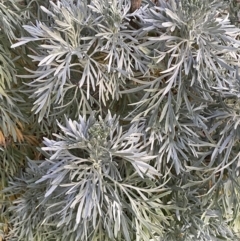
left=3, top=0, right=240, bottom=240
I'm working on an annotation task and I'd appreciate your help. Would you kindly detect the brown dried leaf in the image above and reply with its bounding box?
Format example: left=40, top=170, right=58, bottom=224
left=23, top=135, right=40, bottom=146
left=0, top=131, right=6, bottom=147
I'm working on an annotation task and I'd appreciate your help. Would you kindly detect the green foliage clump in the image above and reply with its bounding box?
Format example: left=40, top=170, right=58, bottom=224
left=0, top=0, right=240, bottom=240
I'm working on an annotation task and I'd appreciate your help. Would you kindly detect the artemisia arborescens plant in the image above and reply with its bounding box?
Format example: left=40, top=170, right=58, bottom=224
left=1, top=0, right=240, bottom=240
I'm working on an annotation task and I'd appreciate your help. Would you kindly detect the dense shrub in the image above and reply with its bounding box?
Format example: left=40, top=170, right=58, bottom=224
left=0, top=0, right=240, bottom=240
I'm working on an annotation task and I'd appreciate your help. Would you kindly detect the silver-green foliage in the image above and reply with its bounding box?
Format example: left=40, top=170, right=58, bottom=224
left=5, top=112, right=170, bottom=241
left=12, top=0, right=145, bottom=122
left=3, top=0, right=240, bottom=240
